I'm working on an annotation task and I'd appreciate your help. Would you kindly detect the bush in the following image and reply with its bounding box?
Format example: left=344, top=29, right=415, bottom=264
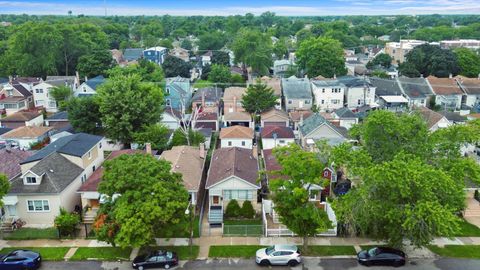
left=54, top=208, right=80, bottom=237
left=225, top=199, right=241, bottom=218
left=241, top=200, right=255, bottom=219
left=475, top=190, right=480, bottom=202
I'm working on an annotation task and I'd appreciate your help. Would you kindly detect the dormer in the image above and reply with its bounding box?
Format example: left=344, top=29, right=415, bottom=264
left=22, top=170, right=43, bottom=185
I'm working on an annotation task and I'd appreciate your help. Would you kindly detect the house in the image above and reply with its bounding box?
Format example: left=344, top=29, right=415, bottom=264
left=0, top=81, right=34, bottom=116
left=331, top=108, right=358, bottom=130
left=416, top=106, right=452, bottom=132
left=337, top=76, right=377, bottom=110
left=206, top=147, right=260, bottom=224
left=273, top=59, right=294, bottom=78
left=260, top=109, right=289, bottom=127
left=223, top=112, right=253, bottom=128
left=397, top=77, right=434, bottom=107
left=261, top=126, right=295, bottom=150
left=311, top=79, right=346, bottom=112
left=299, top=113, right=348, bottom=148
left=44, top=111, right=71, bottom=131
left=169, top=47, right=190, bottom=62
left=123, top=48, right=144, bottom=63
left=161, top=107, right=182, bottom=130
left=457, top=76, right=480, bottom=109
left=223, top=87, right=247, bottom=113
left=370, top=77, right=408, bottom=112
left=74, top=75, right=105, bottom=97
left=110, top=49, right=124, bottom=65
left=160, top=146, right=206, bottom=206
left=258, top=76, right=282, bottom=109
left=282, top=76, right=312, bottom=111
left=33, top=77, right=78, bottom=112
left=0, top=111, right=43, bottom=129
left=165, top=76, right=192, bottom=110
left=440, top=111, right=468, bottom=125
left=191, top=87, right=222, bottom=113
left=144, top=46, right=168, bottom=65
left=219, top=125, right=254, bottom=149
left=427, top=76, right=463, bottom=110
left=384, top=40, right=427, bottom=64
left=289, top=110, right=313, bottom=131
left=0, top=149, right=33, bottom=181
left=0, top=126, right=53, bottom=150
left=197, top=128, right=213, bottom=149
left=193, top=112, right=219, bottom=131
left=378, top=96, right=409, bottom=112
left=201, top=51, right=213, bottom=67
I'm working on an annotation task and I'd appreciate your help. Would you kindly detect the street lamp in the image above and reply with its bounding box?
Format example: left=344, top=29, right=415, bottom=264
left=185, top=202, right=194, bottom=258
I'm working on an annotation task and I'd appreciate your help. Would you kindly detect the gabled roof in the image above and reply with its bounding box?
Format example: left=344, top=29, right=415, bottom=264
left=11, top=83, right=33, bottom=97
left=160, top=146, right=205, bottom=191
left=46, top=111, right=68, bottom=121
left=9, top=152, right=83, bottom=194
left=224, top=111, right=252, bottom=121
left=85, top=75, right=105, bottom=91
left=21, top=133, right=103, bottom=164
left=220, top=125, right=254, bottom=139
left=289, top=110, right=313, bottom=122
left=123, top=48, right=144, bottom=61
left=261, top=109, right=289, bottom=122
left=0, top=111, right=41, bottom=122
left=166, top=76, right=190, bottom=95
left=261, top=126, right=294, bottom=139
left=191, top=87, right=222, bottom=103
left=206, top=147, right=259, bottom=189
left=223, top=87, right=246, bottom=101
left=299, top=113, right=347, bottom=138
left=259, top=76, right=281, bottom=96
left=0, top=149, right=33, bottom=180
left=196, top=112, right=218, bottom=121
left=1, top=126, right=52, bottom=139
left=440, top=111, right=467, bottom=123
left=426, top=76, right=463, bottom=96
left=457, top=76, right=480, bottom=95
left=416, top=106, right=447, bottom=129
left=282, top=76, right=312, bottom=99
left=370, top=77, right=403, bottom=96
left=337, top=75, right=372, bottom=88
left=311, top=79, right=345, bottom=88
left=333, top=107, right=356, bottom=118
left=398, top=77, right=433, bottom=99
left=164, top=106, right=183, bottom=119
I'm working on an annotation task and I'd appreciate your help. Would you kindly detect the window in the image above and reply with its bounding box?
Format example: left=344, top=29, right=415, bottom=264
left=309, top=190, right=317, bottom=200
left=321, top=100, right=325, bottom=104
left=81, top=175, right=87, bottom=183
left=99, top=142, right=102, bottom=149
left=166, top=88, right=170, bottom=94
left=357, top=99, right=361, bottom=105
left=87, top=151, right=92, bottom=159
left=279, top=140, right=285, bottom=144
left=3, top=103, right=17, bottom=109
left=332, top=99, right=340, bottom=105
left=26, top=176, right=37, bottom=184
left=93, top=165, right=96, bottom=172
left=35, top=89, right=43, bottom=94
left=305, top=100, right=311, bottom=104
left=35, top=100, right=44, bottom=106
left=18, top=101, right=26, bottom=108
left=27, top=200, right=50, bottom=212
left=241, top=141, right=246, bottom=146
left=6, top=90, right=13, bottom=96
left=83, top=87, right=86, bottom=92
left=228, top=141, right=232, bottom=146
left=288, top=100, right=292, bottom=104
left=48, top=101, right=56, bottom=108
left=322, top=88, right=325, bottom=93
left=166, top=99, right=171, bottom=106
left=223, top=190, right=253, bottom=200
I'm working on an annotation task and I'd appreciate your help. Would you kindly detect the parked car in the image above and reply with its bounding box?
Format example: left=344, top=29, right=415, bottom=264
left=132, top=250, right=178, bottom=270
left=0, top=249, right=41, bottom=270
left=256, top=244, right=301, bottom=266
left=357, top=246, right=406, bottom=267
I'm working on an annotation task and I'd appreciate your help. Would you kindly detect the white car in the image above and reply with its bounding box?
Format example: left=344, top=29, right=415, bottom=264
left=255, top=245, right=301, bottom=266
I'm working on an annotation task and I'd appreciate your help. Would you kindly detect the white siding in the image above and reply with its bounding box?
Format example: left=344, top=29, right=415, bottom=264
left=345, top=86, right=376, bottom=109
left=311, top=84, right=345, bottom=112
left=262, top=138, right=295, bottom=150
left=220, top=138, right=253, bottom=149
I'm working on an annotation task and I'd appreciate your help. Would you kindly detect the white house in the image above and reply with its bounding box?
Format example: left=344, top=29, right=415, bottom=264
left=299, top=113, right=348, bottom=148
left=32, top=77, right=77, bottom=113
left=161, top=107, right=182, bottom=130
left=261, top=126, right=295, bottom=150
left=219, top=125, right=254, bottom=149
left=201, top=51, right=213, bottom=67
left=73, top=76, right=105, bottom=97
left=427, top=76, right=463, bottom=110
left=397, top=77, right=434, bottom=108
left=457, top=77, right=480, bottom=109
left=311, top=79, right=346, bottom=112
left=337, top=76, right=376, bottom=109
left=417, top=106, right=452, bottom=132
left=0, top=126, right=53, bottom=150
left=331, top=108, right=358, bottom=130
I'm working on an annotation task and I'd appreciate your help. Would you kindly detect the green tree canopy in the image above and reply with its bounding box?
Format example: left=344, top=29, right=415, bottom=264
left=0, top=174, right=10, bottom=208
left=211, top=51, right=230, bottom=66
left=171, top=129, right=205, bottom=147
left=366, top=53, right=392, bottom=69
left=50, top=85, right=73, bottom=110
left=296, top=37, right=347, bottom=78
left=66, top=96, right=102, bottom=134
left=198, top=32, right=227, bottom=51
left=107, top=59, right=164, bottom=82
left=162, top=55, right=191, bottom=78
left=133, top=124, right=170, bottom=151
left=454, top=48, right=480, bottom=78
left=241, top=82, right=278, bottom=115
left=400, top=44, right=460, bottom=78
left=208, top=64, right=231, bottom=84
left=231, top=29, right=272, bottom=76
left=77, top=50, right=114, bottom=78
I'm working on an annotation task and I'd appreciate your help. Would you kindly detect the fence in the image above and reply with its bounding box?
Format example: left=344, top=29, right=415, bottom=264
left=223, top=224, right=264, bottom=236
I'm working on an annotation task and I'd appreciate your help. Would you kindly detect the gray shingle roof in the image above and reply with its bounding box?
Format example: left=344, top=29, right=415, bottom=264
left=370, top=77, right=403, bottom=96
left=123, top=48, right=144, bottom=61
left=337, top=76, right=372, bottom=88
left=11, top=83, right=33, bottom=97
left=299, top=113, right=347, bottom=138
left=398, top=77, right=433, bottom=99
left=21, top=133, right=103, bottom=164
left=9, top=152, right=83, bottom=194
left=311, top=80, right=345, bottom=88
left=333, top=107, right=356, bottom=118
left=46, top=111, right=68, bottom=121
left=191, top=87, right=222, bottom=103
left=282, top=76, right=312, bottom=99
left=85, top=75, right=105, bottom=91
left=0, top=127, right=12, bottom=135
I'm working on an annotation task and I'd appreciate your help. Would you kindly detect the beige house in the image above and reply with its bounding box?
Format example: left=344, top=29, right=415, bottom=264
left=169, top=47, right=190, bottom=62
left=0, top=126, right=53, bottom=150
left=260, top=109, right=289, bottom=127
left=0, top=111, right=44, bottom=129
left=223, top=87, right=247, bottom=113
left=384, top=40, right=426, bottom=64
left=223, top=111, right=253, bottom=128
left=219, top=126, right=254, bottom=149
left=257, top=77, right=282, bottom=109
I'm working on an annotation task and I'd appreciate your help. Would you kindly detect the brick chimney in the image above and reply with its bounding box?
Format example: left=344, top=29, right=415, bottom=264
left=233, top=95, right=237, bottom=112
left=145, top=143, right=152, bottom=155
left=199, top=143, right=205, bottom=159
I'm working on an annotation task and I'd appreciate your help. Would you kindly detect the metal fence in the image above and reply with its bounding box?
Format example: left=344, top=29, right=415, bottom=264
left=223, top=224, right=264, bottom=236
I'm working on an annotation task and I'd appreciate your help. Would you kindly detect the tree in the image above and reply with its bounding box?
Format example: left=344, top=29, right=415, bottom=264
left=0, top=174, right=10, bottom=209
left=133, top=124, right=170, bottom=151
left=162, top=55, right=191, bottom=78
left=180, top=39, right=192, bottom=50
left=211, top=51, right=230, bottom=66
left=401, top=44, right=460, bottom=78
left=107, top=59, right=164, bottom=82
left=54, top=208, right=80, bottom=237
left=95, top=154, right=189, bottom=247
left=231, top=29, right=273, bottom=76
left=366, top=53, right=392, bottom=69
left=171, top=128, right=205, bottom=147
left=66, top=97, right=102, bottom=134
left=208, top=64, right=231, bottom=84
left=273, top=37, right=290, bottom=59
left=77, top=50, right=114, bottom=78
left=371, top=70, right=390, bottom=79
left=96, top=75, right=163, bottom=145
left=454, top=48, right=480, bottom=78
left=198, top=32, right=227, bottom=51
left=296, top=37, right=347, bottom=78
left=50, top=85, right=73, bottom=110
left=241, top=82, right=278, bottom=115
left=271, top=144, right=332, bottom=250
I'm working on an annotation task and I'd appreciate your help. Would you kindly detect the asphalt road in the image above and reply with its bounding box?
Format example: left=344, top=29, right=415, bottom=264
left=39, top=258, right=480, bottom=270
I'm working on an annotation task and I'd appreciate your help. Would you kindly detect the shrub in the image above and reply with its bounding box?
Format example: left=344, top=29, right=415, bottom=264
left=225, top=199, right=241, bottom=218
left=475, top=190, right=480, bottom=202
left=54, top=208, right=80, bottom=237
left=241, top=200, right=255, bottom=219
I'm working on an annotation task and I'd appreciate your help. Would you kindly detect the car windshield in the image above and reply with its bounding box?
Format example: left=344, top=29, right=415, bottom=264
left=265, top=246, right=275, bottom=255
left=166, top=252, right=173, bottom=259
left=368, top=248, right=379, bottom=257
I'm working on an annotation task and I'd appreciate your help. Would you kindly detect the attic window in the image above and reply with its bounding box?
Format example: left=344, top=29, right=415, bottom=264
left=26, top=176, right=37, bottom=184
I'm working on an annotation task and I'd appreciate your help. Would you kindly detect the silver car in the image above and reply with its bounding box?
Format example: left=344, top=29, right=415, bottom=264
left=255, top=245, right=301, bottom=266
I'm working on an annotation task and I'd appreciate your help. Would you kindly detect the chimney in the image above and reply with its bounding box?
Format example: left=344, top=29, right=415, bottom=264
left=145, top=143, right=152, bottom=155
left=201, top=90, right=205, bottom=109
left=333, top=74, right=337, bottom=79
left=233, top=95, right=237, bottom=112
left=199, top=143, right=205, bottom=159
left=84, top=76, right=88, bottom=82
left=300, top=113, right=304, bottom=126
left=449, top=73, right=453, bottom=79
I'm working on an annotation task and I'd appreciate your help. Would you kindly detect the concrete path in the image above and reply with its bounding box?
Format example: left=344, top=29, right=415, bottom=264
left=64, top=247, right=78, bottom=261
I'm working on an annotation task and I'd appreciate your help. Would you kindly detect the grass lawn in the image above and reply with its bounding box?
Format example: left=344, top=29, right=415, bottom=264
left=455, top=219, right=480, bottom=237
left=139, top=245, right=199, bottom=260
left=155, top=216, right=200, bottom=238
left=3, top=228, right=59, bottom=240
left=209, top=245, right=266, bottom=258
left=70, top=247, right=132, bottom=261
left=223, top=224, right=263, bottom=236
left=428, top=245, right=480, bottom=259
left=0, top=247, right=69, bottom=261
left=224, top=218, right=263, bottom=225
left=302, top=246, right=357, bottom=256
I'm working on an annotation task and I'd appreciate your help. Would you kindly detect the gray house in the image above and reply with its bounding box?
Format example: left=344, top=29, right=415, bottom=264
left=282, top=76, right=312, bottom=111
left=299, top=113, right=348, bottom=148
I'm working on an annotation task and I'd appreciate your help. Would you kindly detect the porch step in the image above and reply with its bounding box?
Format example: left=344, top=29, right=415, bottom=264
left=208, top=208, right=223, bottom=224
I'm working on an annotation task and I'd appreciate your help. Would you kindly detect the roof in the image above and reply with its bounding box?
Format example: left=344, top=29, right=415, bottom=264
left=78, top=149, right=142, bottom=192
left=123, top=48, right=144, bottom=61
left=416, top=107, right=446, bottom=129
left=166, top=76, right=190, bottom=95
left=427, top=76, right=463, bottom=95
left=14, top=77, right=41, bottom=85
left=311, top=79, right=345, bottom=88
left=370, top=77, right=403, bottom=96
left=220, top=125, right=254, bottom=139
left=333, top=107, right=356, bottom=118
left=337, top=75, right=372, bottom=88
left=160, top=146, right=205, bottom=191
left=191, top=87, right=222, bottom=103
left=0, top=111, right=41, bottom=122
left=11, top=83, right=32, bottom=97
left=440, top=111, right=467, bottom=122
left=223, top=87, right=246, bottom=101
left=398, top=77, right=433, bottom=99
left=46, top=111, right=68, bottom=121
left=164, top=106, right=183, bottom=119
left=9, top=152, right=83, bottom=194
left=223, top=111, right=252, bottom=121
left=85, top=75, right=105, bottom=91
left=0, top=149, right=33, bottom=180
left=206, top=147, right=259, bottom=188
left=289, top=110, right=313, bottom=122
left=22, top=133, right=103, bottom=164
left=282, top=76, right=312, bottom=99
left=197, top=128, right=213, bottom=138
left=457, top=77, right=480, bottom=95
left=196, top=112, right=218, bottom=121
left=1, top=126, right=52, bottom=139
left=261, top=126, right=294, bottom=139
left=299, top=113, right=347, bottom=138
left=261, top=109, right=289, bottom=122
left=262, top=149, right=282, bottom=172
left=380, top=95, right=409, bottom=103
left=259, top=76, right=281, bottom=96
left=0, top=127, right=12, bottom=135
left=145, top=46, right=167, bottom=52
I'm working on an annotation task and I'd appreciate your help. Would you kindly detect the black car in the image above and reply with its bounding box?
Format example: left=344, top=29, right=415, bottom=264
left=0, top=249, right=42, bottom=270
left=132, top=250, right=178, bottom=270
left=357, top=247, right=406, bottom=267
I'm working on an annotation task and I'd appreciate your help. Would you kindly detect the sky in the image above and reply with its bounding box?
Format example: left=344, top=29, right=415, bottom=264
left=1, top=0, right=480, bottom=16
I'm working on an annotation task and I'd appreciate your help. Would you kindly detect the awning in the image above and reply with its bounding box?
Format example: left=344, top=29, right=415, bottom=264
left=2, top=196, right=18, bottom=206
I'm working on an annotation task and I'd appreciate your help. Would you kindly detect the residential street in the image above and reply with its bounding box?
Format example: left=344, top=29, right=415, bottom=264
left=39, top=258, right=480, bottom=270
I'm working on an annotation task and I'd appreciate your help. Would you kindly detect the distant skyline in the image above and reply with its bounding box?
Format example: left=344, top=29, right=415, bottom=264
left=1, top=0, right=480, bottom=16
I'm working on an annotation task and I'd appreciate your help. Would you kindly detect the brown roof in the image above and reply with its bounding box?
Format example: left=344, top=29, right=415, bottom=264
left=259, top=76, right=281, bottom=96
left=223, top=87, right=246, bottom=101
left=224, top=111, right=252, bottom=121
left=0, top=149, right=33, bottom=180
left=1, top=126, right=52, bottom=139
left=416, top=106, right=446, bottom=129
left=0, top=111, right=41, bottom=122
left=457, top=76, right=480, bottom=95
left=427, top=76, right=463, bottom=95
left=206, top=147, right=259, bottom=188
left=78, top=149, right=143, bottom=192
left=160, top=146, right=205, bottom=191
left=220, top=125, right=254, bottom=139
left=262, top=149, right=288, bottom=180
left=261, top=109, right=289, bottom=122
left=164, top=106, right=183, bottom=119
left=468, top=113, right=480, bottom=119
left=196, top=112, right=218, bottom=121
left=261, top=126, right=294, bottom=139
left=289, top=110, right=313, bottom=122
left=0, top=96, right=27, bottom=103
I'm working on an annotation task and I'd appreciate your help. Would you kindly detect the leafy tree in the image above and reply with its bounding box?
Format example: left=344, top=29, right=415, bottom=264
left=198, top=32, right=227, bottom=51
left=158, top=38, right=173, bottom=49
left=133, top=124, right=170, bottom=151
left=241, top=82, right=278, bottom=115
left=271, top=144, right=332, bottom=250
left=454, top=48, right=480, bottom=78
left=398, top=62, right=420, bottom=77
left=241, top=201, right=255, bottom=219
left=107, top=59, right=164, bottom=82
left=231, top=29, right=273, bottom=76
left=50, top=85, right=73, bottom=110
left=200, top=64, right=211, bottom=80
left=96, top=154, right=189, bottom=247
left=211, top=51, right=230, bottom=66
left=193, top=80, right=214, bottom=89
left=296, top=37, right=347, bottom=78
left=0, top=174, right=10, bottom=208
left=66, top=97, right=102, bottom=134
left=225, top=199, right=241, bottom=218
left=208, top=64, right=231, bottom=84
left=401, top=44, right=460, bottom=78
left=96, top=75, right=163, bottom=145
left=366, top=53, right=392, bottom=69
left=54, top=208, right=80, bottom=237
left=77, top=50, right=114, bottom=78
left=273, top=37, right=289, bottom=59
left=371, top=70, right=390, bottom=79
left=171, top=128, right=205, bottom=147
left=162, top=55, right=191, bottom=78
left=180, top=39, right=192, bottom=50
left=230, top=74, right=245, bottom=85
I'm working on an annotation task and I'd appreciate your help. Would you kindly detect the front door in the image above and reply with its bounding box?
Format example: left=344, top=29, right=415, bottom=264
left=212, top=196, right=220, bottom=205
left=6, top=205, right=16, bottom=216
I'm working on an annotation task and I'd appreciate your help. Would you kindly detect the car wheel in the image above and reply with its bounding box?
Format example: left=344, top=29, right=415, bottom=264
left=138, top=266, right=144, bottom=270
left=288, top=260, right=299, bottom=266
left=260, top=259, right=270, bottom=266
left=164, top=264, right=170, bottom=269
